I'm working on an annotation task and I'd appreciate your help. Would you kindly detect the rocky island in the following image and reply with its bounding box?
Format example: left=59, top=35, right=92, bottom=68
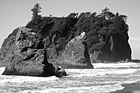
left=0, top=4, right=131, bottom=77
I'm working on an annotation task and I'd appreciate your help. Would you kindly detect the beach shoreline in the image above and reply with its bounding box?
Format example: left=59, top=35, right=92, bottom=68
left=110, top=81, right=140, bottom=93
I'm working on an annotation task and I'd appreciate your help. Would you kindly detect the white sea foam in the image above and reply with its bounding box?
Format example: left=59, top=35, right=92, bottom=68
left=0, top=63, right=140, bottom=93
left=0, top=75, right=59, bottom=85
left=93, top=62, right=140, bottom=69
left=66, top=69, right=137, bottom=77
left=22, top=84, right=124, bottom=93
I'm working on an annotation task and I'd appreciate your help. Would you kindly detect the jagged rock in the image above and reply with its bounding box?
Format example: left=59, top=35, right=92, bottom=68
left=2, top=27, right=66, bottom=77
left=55, top=65, right=67, bottom=77
left=56, top=32, right=93, bottom=68
left=0, top=11, right=132, bottom=64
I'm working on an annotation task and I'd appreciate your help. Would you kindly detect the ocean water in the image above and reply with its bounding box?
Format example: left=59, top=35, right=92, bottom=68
left=0, top=63, right=140, bottom=93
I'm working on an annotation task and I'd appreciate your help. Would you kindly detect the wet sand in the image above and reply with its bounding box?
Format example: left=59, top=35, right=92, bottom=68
left=110, top=82, right=140, bottom=93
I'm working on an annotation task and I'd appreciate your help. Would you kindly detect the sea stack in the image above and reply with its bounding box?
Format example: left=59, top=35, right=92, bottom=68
left=2, top=27, right=67, bottom=77
left=0, top=8, right=132, bottom=76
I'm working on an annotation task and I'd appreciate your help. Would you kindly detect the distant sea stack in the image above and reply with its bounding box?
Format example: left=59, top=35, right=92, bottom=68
left=0, top=6, right=131, bottom=72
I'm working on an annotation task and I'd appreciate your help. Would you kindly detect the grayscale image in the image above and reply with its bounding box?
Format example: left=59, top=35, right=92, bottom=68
left=0, top=0, right=140, bottom=93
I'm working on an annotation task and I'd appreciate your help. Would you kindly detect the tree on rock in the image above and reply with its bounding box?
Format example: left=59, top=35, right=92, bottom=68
left=31, top=3, right=41, bottom=21
left=101, top=7, right=114, bottom=19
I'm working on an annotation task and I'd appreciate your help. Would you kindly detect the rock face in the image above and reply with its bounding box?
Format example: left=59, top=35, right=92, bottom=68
left=98, top=34, right=131, bottom=62
left=2, top=27, right=67, bottom=77
left=0, top=28, right=18, bottom=62
left=90, top=34, right=131, bottom=62
left=56, top=32, right=93, bottom=68
left=0, top=10, right=132, bottom=64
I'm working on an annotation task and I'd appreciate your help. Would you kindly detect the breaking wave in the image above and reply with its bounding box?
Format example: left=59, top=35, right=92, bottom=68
left=23, top=84, right=124, bottom=93
left=0, top=62, right=140, bottom=93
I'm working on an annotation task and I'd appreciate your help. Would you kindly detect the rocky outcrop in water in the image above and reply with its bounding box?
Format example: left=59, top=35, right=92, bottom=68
left=2, top=27, right=67, bottom=77
left=0, top=8, right=132, bottom=65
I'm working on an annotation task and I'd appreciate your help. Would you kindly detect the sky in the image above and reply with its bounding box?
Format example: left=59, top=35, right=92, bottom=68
left=0, top=0, right=140, bottom=59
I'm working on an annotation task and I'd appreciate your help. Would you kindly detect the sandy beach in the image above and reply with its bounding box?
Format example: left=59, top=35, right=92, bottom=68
left=111, top=81, right=140, bottom=93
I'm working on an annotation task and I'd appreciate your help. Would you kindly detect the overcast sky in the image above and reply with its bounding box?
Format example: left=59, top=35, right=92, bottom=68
left=0, top=0, right=140, bottom=59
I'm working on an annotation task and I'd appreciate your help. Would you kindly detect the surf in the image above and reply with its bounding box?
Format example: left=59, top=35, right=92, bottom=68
left=0, top=62, right=140, bottom=93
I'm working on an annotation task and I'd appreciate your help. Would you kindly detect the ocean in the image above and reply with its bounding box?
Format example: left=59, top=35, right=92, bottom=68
left=0, top=62, right=140, bottom=93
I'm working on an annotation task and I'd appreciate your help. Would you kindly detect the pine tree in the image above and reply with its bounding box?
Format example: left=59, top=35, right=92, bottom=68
left=31, top=3, right=41, bottom=20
